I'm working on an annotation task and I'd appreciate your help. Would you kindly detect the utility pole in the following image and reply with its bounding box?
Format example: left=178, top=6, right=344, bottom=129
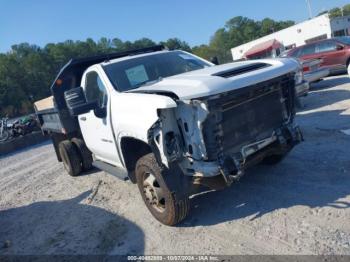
left=305, top=0, right=313, bottom=19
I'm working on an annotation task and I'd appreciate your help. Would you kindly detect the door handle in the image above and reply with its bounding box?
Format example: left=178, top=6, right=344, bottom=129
left=80, top=116, right=87, bottom=121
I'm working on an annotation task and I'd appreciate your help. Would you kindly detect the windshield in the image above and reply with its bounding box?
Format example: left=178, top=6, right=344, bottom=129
left=336, top=36, right=350, bottom=45
left=103, top=51, right=211, bottom=92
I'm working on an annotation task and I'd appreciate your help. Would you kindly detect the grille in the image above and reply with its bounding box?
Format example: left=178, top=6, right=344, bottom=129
left=202, top=73, right=295, bottom=161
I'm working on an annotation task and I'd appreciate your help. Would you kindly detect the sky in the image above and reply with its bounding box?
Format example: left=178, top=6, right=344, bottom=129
left=1, top=0, right=350, bottom=53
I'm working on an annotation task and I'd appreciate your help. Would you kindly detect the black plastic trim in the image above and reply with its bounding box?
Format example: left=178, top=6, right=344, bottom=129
left=213, top=63, right=270, bottom=78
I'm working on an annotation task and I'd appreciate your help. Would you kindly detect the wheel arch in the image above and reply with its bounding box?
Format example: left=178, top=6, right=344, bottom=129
left=120, top=136, right=152, bottom=183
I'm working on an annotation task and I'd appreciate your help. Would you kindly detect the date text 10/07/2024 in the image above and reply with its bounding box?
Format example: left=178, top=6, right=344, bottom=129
left=127, top=255, right=219, bottom=261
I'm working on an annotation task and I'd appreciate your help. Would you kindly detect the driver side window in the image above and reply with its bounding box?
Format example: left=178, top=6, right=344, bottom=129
left=85, top=71, right=108, bottom=108
left=316, top=41, right=337, bottom=53
left=298, top=44, right=316, bottom=57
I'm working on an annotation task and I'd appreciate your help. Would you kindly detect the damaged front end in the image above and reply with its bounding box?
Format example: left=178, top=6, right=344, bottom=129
left=148, top=72, right=303, bottom=192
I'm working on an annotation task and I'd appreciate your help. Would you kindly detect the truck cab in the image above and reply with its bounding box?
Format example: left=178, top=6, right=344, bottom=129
left=35, top=46, right=303, bottom=225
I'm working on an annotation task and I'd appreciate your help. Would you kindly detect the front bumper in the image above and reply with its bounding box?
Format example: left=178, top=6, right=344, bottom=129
left=217, top=122, right=303, bottom=184
left=183, top=122, right=303, bottom=183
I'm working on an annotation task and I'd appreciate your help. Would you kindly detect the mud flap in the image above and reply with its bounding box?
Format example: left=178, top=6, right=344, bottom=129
left=162, top=162, right=195, bottom=200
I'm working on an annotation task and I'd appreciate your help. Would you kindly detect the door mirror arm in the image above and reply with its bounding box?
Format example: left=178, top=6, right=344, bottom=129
left=336, top=44, right=344, bottom=51
left=94, top=107, right=107, bottom=118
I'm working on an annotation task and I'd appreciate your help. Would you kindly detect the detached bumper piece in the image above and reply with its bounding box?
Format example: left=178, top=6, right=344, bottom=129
left=220, top=123, right=303, bottom=185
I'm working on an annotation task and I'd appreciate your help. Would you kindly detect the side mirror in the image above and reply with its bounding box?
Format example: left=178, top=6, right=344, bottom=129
left=210, top=56, right=219, bottom=65
left=336, top=45, right=344, bottom=51
left=64, top=87, right=97, bottom=116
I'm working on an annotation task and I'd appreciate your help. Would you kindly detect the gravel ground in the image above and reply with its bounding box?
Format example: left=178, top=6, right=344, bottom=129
left=1, top=75, right=350, bottom=255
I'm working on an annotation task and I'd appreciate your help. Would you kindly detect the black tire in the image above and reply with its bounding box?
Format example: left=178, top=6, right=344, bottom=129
left=71, top=138, right=93, bottom=171
left=262, top=153, right=286, bottom=165
left=58, top=140, right=82, bottom=176
left=135, top=153, right=190, bottom=226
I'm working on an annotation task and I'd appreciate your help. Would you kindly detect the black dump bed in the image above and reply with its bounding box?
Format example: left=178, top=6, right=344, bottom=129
left=34, top=45, right=165, bottom=135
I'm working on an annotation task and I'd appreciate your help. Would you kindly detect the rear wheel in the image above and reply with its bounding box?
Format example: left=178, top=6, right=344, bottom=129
left=135, top=153, right=190, bottom=226
left=58, top=140, right=82, bottom=176
left=71, top=138, right=93, bottom=171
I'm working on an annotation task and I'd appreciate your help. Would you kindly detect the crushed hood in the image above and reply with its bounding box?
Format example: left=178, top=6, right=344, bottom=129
left=128, top=58, right=300, bottom=100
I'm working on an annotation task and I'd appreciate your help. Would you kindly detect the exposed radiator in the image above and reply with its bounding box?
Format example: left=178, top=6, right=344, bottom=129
left=201, top=73, right=295, bottom=161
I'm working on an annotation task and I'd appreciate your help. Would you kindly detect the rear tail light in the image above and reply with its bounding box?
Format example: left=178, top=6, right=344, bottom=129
left=303, top=66, right=310, bottom=72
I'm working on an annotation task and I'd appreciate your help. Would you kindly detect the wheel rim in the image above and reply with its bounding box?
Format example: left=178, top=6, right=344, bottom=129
left=142, top=172, right=166, bottom=213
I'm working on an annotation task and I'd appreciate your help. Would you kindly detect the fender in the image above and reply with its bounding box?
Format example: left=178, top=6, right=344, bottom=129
left=147, top=118, right=195, bottom=200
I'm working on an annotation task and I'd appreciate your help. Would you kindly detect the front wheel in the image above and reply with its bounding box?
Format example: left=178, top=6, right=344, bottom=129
left=135, top=153, right=190, bottom=226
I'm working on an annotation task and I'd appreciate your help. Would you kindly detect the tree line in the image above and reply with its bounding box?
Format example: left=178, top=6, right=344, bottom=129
left=0, top=38, right=193, bottom=117
left=318, top=3, right=350, bottom=18
left=0, top=5, right=349, bottom=117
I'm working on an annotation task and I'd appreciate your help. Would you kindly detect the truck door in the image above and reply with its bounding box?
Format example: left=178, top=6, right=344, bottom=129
left=79, top=68, right=120, bottom=166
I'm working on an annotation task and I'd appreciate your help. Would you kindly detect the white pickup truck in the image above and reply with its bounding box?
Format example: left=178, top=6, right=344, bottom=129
left=35, top=45, right=303, bottom=225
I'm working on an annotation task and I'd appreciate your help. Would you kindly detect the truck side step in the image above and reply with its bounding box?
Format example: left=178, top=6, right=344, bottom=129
left=92, top=160, right=129, bottom=181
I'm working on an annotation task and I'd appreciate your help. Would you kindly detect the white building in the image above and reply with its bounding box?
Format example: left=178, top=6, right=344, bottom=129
left=231, top=14, right=350, bottom=60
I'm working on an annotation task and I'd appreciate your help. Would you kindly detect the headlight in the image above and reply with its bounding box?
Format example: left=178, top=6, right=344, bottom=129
left=294, top=69, right=304, bottom=85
